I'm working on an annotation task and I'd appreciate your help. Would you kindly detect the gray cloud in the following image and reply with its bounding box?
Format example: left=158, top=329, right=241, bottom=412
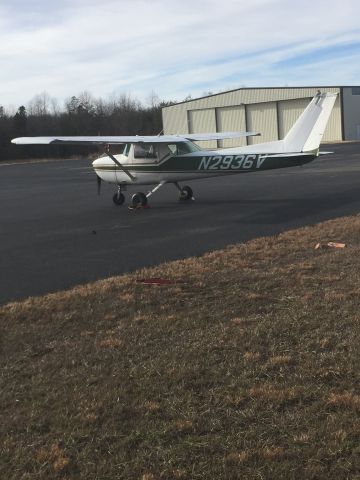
left=1, top=0, right=360, bottom=108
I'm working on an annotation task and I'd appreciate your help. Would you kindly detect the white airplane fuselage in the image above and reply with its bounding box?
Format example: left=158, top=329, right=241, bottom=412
left=92, top=146, right=316, bottom=187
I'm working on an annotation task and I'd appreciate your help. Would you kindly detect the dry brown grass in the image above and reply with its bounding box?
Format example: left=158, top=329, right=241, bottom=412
left=328, top=392, right=360, bottom=411
left=244, top=351, right=261, bottom=362
left=1, top=214, right=360, bottom=479
left=267, top=354, right=293, bottom=367
left=34, top=442, right=72, bottom=473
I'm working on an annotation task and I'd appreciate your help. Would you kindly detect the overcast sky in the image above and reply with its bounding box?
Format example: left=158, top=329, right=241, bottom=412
left=1, top=0, right=360, bottom=108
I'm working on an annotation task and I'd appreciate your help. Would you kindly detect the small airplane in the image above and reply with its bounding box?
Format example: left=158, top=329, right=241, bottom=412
left=12, top=92, right=337, bottom=208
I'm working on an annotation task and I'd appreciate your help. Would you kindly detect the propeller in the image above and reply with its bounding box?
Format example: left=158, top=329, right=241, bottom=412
left=96, top=174, right=102, bottom=195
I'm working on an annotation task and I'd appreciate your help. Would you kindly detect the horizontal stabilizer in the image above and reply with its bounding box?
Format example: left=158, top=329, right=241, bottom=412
left=266, top=152, right=315, bottom=158
left=267, top=150, right=333, bottom=158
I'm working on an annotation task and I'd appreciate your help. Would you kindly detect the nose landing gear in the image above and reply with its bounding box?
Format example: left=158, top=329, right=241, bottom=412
left=112, top=185, right=126, bottom=205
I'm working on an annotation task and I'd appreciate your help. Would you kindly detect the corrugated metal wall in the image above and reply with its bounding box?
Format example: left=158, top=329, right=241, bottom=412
left=216, top=106, right=246, bottom=147
left=246, top=102, right=277, bottom=145
left=188, top=109, right=217, bottom=149
left=188, top=109, right=216, bottom=132
left=163, top=87, right=340, bottom=114
left=278, top=98, right=310, bottom=138
left=322, top=95, right=342, bottom=141
left=342, top=87, right=360, bottom=140
left=162, top=87, right=342, bottom=144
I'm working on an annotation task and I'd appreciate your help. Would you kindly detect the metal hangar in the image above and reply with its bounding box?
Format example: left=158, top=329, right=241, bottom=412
left=162, top=86, right=360, bottom=149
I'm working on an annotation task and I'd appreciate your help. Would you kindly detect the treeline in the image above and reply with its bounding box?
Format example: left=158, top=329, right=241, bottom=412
left=0, top=91, right=174, bottom=161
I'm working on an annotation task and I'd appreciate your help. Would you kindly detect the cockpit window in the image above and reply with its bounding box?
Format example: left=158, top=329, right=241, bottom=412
left=134, top=143, right=158, bottom=159
left=167, top=142, right=201, bottom=156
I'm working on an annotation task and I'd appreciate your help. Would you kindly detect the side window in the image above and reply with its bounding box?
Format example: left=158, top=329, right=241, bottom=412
left=134, top=144, right=158, bottom=159
left=134, top=145, right=147, bottom=158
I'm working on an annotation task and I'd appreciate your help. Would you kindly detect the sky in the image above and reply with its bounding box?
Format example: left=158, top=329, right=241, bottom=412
left=1, top=0, right=360, bottom=109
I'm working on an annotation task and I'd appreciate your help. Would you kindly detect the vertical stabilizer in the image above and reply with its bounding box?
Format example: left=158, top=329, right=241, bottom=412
left=283, top=92, right=337, bottom=152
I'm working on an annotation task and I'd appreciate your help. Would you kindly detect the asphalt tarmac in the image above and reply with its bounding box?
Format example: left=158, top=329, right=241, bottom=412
left=1, top=143, right=360, bottom=304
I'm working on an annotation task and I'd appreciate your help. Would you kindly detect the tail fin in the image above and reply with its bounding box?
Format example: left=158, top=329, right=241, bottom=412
left=283, top=92, right=337, bottom=152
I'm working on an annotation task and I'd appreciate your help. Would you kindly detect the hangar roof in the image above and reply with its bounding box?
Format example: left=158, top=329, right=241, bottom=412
left=162, top=86, right=356, bottom=109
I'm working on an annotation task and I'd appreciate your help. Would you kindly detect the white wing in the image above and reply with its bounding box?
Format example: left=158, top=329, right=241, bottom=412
left=183, top=132, right=260, bottom=141
left=11, top=131, right=260, bottom=145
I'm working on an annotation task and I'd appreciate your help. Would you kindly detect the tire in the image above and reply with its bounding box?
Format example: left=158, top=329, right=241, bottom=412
left=113, top=192, right=125, bottom=205
left=131, top=192, right=148, bottom=207
left=179, top=185, right=193, bottom=201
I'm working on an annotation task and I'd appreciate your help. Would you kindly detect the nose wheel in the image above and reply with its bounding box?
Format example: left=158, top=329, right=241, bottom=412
left=113, top=186, right=126, bottom=205
left=113, top=192, right=125, bottom=205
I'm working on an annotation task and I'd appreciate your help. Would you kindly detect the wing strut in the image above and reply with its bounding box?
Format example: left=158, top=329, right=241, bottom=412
left=105, top=147, right=136, bottom=181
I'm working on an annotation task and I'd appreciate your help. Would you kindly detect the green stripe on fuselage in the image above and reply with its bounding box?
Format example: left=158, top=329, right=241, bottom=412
left=94, top=153, right=316, bottom=173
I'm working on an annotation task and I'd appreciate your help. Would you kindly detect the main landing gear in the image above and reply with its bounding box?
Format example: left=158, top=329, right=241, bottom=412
left=112, top=181, right=195, bottom=207
left=175, top=183, right=193, bottom=201
left=131, top=192, right=148, bottom=207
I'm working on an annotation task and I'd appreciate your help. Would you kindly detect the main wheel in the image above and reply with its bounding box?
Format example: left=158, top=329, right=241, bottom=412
left=131, top=192, right=148, bottom=207
left=179, top=185, right=193, bottom=201
left=113, top=192, right=125, bottom=205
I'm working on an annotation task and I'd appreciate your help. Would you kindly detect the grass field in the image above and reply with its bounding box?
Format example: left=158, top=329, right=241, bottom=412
left=1, top=215, right=360, bottom=479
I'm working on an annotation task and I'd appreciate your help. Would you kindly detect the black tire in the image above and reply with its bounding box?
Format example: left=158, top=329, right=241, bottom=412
left=179, top=185, right=193, bottom=201
left=131, top=192, right=148, bottom=207
left=113, top=192, right=125, bottom=205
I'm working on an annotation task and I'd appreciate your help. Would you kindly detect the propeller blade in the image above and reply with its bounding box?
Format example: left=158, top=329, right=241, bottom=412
left=96, top=174, right=102, bottom=195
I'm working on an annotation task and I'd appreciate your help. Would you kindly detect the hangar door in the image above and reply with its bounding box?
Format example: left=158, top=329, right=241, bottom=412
left=246, top=102, right=277, bottom=144
left=278, top=98, right=310, bottom=139
left=322, top=95, right=341, bottom=141
left=217, top=105, right=247, bottom=147
left=188, top=108, right=217, bottom=149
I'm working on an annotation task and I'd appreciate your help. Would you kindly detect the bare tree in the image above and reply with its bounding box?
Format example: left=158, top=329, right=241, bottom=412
left=28, top=92, right=53, bottom=116
left=50, top=97, right=60, bottom=116
left=78, top=91, right=95, bottom=115
left=146, top=91, right=161, bottom=109
left=113, top=93, right=141, bottom=112
left=1, top=89, right=175, bottom=161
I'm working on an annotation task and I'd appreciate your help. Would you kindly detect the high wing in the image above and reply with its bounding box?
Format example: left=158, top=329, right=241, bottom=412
left=11, top=131, right=260, bottom=146
left=182, top=132, right=260, bottom=141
